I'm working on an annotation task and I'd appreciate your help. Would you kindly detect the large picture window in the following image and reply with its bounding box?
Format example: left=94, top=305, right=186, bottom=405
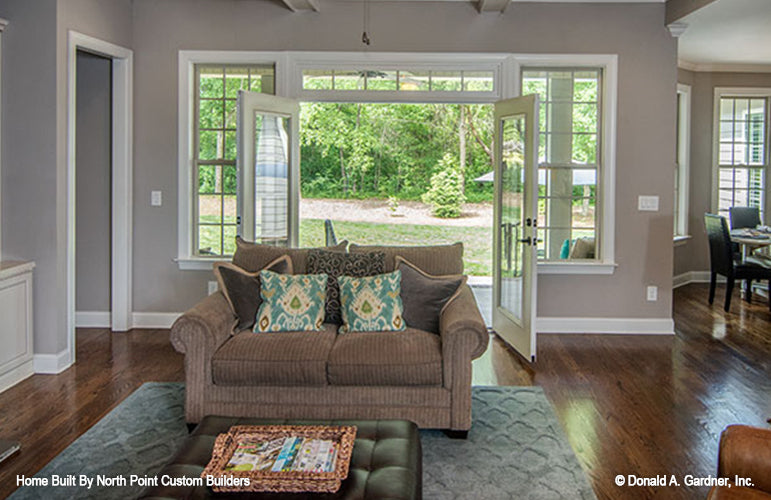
left=716, top=94, right=768, bottom=220
left=193, top=64, right=275, bottom=256
left=522, top=68, right=602, bottom=261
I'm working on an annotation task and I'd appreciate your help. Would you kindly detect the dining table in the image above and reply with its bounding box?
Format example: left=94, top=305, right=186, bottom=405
left=730, top=228, right=771, bottom=260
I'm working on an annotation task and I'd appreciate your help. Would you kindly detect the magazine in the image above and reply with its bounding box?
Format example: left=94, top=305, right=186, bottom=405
left=224, top=436, right=338, bottom=473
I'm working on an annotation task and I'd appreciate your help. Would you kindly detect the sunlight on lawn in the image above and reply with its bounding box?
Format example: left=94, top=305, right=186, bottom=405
left=300, top=219, right=491, bottom=276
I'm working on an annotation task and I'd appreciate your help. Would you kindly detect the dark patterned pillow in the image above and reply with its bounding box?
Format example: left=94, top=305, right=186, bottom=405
left=306, top=250, right=386, bottom=324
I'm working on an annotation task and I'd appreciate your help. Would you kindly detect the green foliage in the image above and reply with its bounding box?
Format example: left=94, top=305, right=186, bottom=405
left=422, top=154, right=466, bottom=218
left=300, top=103, right=495, bottom=202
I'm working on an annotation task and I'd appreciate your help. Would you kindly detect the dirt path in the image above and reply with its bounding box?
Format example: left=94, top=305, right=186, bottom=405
left=300, top=198, right=493, bottom=227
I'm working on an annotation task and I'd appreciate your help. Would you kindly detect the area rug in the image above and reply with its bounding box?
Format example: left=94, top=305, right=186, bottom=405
left=10, top=383, right=595, bottom=500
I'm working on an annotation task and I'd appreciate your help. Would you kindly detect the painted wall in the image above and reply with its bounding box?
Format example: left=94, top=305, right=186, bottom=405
left=131, top=0, right=677, bottom=320
left=75, top=51, right=112, bottom=313
left=674, top=68, right=771, bottom=277
left=0, top=0, right=131, bottom=357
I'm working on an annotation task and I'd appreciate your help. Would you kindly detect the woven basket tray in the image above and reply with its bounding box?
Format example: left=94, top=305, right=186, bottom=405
left=201, top=424, right=357, bottom=493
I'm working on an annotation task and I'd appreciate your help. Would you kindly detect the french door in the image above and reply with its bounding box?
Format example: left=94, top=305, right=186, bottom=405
left=236, top=90, right=300, bottom=246
left=492, top=94, right=539, bottom=362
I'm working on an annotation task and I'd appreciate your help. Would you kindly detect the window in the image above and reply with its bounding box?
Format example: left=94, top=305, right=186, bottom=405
left=675, top=84, right=691, bottom=239
left=302, top=69, right=494, bottom=93
left=193, top=64, right=275, bottom=257
left=715, top=91, right=769, bottom=221
left=522, top=68, right=602, bottom=262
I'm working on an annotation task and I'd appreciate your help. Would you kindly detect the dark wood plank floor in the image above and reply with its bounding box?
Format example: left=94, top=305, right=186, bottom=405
left=0, top=283, right=769, bottom=499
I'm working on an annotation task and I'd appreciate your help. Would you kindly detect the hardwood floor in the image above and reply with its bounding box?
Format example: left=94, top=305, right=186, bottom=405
left=0, top=283, right=769, bottom=499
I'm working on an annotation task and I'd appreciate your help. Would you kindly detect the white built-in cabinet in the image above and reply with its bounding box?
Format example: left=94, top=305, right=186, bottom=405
left=0, top=17, right=36, bottom=393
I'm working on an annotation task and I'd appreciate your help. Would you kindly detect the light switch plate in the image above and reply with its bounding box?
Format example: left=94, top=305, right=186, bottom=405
left=208, top=281, right=218, bottom=295
left=646, top=285, right=658, bottom=302
left=638, top=195, right=659, bottom=212
left=151, top=191, right=162, bottom=206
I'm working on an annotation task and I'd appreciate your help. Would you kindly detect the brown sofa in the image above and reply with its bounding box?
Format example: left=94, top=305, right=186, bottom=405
left=170, top=242, right=488, bottom=431
left=707, top=425, right=771, bottom=499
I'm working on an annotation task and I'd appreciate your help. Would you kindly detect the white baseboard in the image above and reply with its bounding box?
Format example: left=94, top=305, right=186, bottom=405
left=537, top=317, right=675, bottom=335
left=131, top=312, right=182, bottom=329
left=0, top=360, right=34, bottom=393
left=75, top=311, right=111, bottom=328
left=33, top=349, right=73, bottom=374
left=673, top=270, right=724, bottom=289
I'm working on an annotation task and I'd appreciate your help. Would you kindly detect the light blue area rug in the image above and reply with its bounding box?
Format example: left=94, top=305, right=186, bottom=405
left=11, top=383, right=595, bottom=499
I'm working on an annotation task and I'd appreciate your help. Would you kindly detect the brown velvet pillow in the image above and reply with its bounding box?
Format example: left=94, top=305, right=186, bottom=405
left=395, top=256, right=466, bottom=334
left=306, top=249, right=386, bottom=324
left=232, top=236, right=348, bottom=273
left=213, top=255, right=293, bottom=331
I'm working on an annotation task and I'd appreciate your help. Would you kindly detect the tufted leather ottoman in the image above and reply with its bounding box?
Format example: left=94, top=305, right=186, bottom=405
left=139, top=417, right=422, bottom=499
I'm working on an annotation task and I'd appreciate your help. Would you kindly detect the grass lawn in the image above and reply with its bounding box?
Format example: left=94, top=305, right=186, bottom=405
left=300, top=218, right=491, bottom=276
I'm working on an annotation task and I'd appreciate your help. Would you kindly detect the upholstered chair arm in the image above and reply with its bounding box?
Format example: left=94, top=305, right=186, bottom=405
left=439, top=285, right=488, bottom=360
left=717, top=425, right=771, bottom=494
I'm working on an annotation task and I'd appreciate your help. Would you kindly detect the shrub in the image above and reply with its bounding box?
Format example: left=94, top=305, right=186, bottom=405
left=422, top=154, right=466, bottom=218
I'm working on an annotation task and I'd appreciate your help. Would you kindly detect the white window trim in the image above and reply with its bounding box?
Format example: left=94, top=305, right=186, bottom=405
left=513, top=54, right=618, bottom=275
left=675, top=83, right=691, bottom=240
left=177, top=51, right=618, bottom=276
left=711, top=87, right=771, bottom=215
left=177, top=51, right=288, bottom=270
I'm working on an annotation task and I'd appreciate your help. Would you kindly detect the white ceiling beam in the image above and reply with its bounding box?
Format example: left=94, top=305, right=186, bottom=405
left=281, top=0, right=320, bottom=12
left=477, top=0, right=510, bottom=13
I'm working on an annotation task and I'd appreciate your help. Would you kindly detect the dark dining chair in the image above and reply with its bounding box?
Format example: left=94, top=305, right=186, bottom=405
left=324, top=219, right=338, bottom=246
left=729, top=206, right=761, bottom=229
left=704, top=213, right=771, bottom=312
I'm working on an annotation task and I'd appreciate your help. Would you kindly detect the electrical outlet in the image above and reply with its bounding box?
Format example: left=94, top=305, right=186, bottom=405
left=151, top=190, right=162, bottom=206
left=638, top=195, right=659, bottom=212
left=646, top=285, right=658, bottom=302
left=208, top=281, right=218, bottom=295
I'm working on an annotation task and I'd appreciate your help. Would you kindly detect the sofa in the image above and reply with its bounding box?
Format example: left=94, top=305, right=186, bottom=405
left=707, top=425, right=771, bottom=499
left=170, top=240, right=488, bottom=432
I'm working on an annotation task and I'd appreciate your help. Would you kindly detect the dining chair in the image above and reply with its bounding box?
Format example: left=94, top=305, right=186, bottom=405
left=704, top=213, right=771, bottom=312
left=729, top=206, right=761, bottom=229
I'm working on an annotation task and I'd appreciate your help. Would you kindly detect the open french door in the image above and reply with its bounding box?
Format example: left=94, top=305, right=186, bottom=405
left=236, top=90, right=300, bottom=246
left=492, top=94, right=539, bottom=362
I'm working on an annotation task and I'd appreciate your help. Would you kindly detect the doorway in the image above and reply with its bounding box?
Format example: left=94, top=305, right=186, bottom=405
left=66, top=32, right=133, bottom=366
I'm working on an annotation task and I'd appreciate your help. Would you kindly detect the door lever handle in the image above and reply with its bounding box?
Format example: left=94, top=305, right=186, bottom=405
left=518, top=237, right=531, bottom=245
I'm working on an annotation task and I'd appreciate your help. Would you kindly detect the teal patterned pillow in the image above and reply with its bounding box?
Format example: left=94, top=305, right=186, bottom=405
left=338, top=271, right=406, bottom=333
left=255, top=270, right=328, bottom=332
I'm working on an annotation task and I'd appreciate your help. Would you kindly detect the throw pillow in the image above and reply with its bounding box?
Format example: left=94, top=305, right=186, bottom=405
left=569, top=237, right=596, bottom=259
left=255, top=270, right=328, bottom=332
left=232, top=236, right=348, bottom=273
left=395, top=256, right=467, bottom=334
left=348, top=242, right=464, bottom=275
left=213, top=256, right=293, bottom=331
left=306, top=249, right=386, bottom=325
left=338, top=271, right=406, bottom=333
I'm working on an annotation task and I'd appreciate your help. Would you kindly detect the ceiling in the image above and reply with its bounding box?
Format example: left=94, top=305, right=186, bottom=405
left=677, top=0, right=771, bottom=71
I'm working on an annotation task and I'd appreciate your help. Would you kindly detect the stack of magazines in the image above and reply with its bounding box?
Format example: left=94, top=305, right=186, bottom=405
left=224, top=436, right=338, bottom=473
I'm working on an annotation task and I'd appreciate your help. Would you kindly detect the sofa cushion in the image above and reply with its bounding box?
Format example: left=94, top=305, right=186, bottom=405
left=212, top=325, right=338, bottom=386
left=306, top=249, right=386, bottom=325
left=327, top=328, right=442, bottom=386
left=256, top=271, right=328, bottom=332
left=213, top=256, right=293, bottom=331
left=396, top=256, right=466, bottom=334
left=349, top=242, right=463, bottom=275
left=339, top=271, right=406, bottom=334
left=232, top=236, right=348, bottom=274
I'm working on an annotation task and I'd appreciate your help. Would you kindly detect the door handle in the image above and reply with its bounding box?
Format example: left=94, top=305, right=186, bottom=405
left=518, top=237, right=531, bottom=245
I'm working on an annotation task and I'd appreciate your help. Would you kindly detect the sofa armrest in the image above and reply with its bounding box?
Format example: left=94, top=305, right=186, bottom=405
left=717, top=425, right=771, bottom=494
left=170, top=291, right=235, bottom=357
left=439, top=284, right=488, bottom=361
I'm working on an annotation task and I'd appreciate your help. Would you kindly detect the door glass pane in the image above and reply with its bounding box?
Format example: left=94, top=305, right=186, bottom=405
left=498, top=114, right=525, bottom=321
left=254, top=112, right=290, bottom=246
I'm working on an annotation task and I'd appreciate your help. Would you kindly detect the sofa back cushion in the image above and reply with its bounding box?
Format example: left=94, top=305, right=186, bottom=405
left=233, top=236, right=348, bottom=274
left=349, top=242, right=464, bottom=275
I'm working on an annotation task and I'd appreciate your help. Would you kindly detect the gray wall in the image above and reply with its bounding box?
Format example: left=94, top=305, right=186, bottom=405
left=674, top=68, right=771, bottom=277
left=75, top=51, right=112, bottom=312
left=132, top=0, right=677, bottom=319
left=1, top=0, right=131, bottom=355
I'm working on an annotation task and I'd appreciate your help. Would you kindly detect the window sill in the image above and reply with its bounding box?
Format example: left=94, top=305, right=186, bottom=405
left=674, top=235, right=692, bottom=247
left=537, top=261, right=617, bottom=275
left=175, top=257, right=222, bottom=271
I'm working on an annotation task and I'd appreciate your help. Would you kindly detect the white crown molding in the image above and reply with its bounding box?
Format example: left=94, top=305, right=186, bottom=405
left=678, top=58, right=771, bottom=74
left=667, top=22, right=688, bottom=38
